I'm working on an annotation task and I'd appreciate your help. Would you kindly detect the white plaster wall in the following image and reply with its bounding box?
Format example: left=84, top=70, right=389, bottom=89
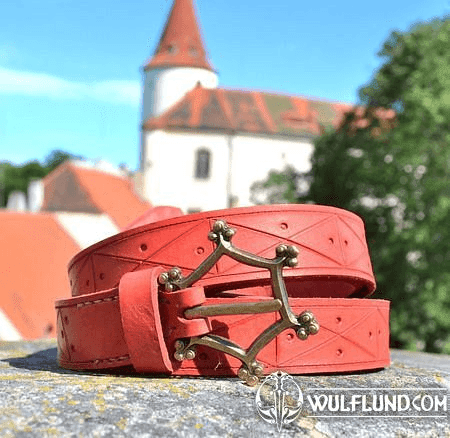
left=143, top=130, right=229, bottom=212
left=142, top=67, right=218, bottom=121
left=229, top=134, right=314, bottom=207
left=143, top=130, right=314, bottom=212
left=55, top=213, right=119, bottom=249
left=0, top=308, right=22, bottom=341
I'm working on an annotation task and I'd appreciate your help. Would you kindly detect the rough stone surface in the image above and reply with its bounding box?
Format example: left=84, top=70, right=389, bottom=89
left=0, top=341, right=449, bottom=437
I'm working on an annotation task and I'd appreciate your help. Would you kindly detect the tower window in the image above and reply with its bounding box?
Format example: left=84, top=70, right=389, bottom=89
left=189, top=46, right=199, bottom=57
left=195, top=148, right=211, bottom=179
left=167, top=44, right=177, bottom=55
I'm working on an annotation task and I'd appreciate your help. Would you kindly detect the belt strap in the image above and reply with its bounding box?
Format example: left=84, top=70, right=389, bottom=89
left=56, top=280, right=389, bottom=375
left=56, top=205, right=390, bottom=384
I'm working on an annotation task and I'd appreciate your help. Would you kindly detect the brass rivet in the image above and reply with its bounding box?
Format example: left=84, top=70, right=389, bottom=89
left=247, top=375, right=258, bottom=386
left=174, top=340, right=184, bottom=350
left=309, top=322, right=319, bottom=334
left=196, top=247, right=205, bottom=255
left=253, top=366, right=264, bottom=377
left=238, top=368, right=249, bottom=380
left=184, top=350, right=195, bottom=360
left=174, top=351, right=184, bottom=361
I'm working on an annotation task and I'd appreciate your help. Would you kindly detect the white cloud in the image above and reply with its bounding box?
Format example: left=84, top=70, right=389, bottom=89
left=88, top=80, right=141, bottom=106
left=0, top=66, right=140, bottom=106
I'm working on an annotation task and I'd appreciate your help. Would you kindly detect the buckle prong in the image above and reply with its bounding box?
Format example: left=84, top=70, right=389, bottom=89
left=158, top=219, right=319, bottom=385
left=184, top=299, right=282, bottom=319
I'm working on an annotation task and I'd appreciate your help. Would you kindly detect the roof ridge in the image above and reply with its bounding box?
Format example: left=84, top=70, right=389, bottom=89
left=42, top=160, right=72, bottom=186
left=217, top=86, right=354, bottom=106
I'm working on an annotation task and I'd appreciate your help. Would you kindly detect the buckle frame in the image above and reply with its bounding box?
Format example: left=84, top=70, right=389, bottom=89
left=158, top=219, right=319, bottom=385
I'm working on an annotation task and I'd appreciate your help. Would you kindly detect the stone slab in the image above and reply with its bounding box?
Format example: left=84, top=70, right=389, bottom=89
left=0, top=341, right=449, bottom=437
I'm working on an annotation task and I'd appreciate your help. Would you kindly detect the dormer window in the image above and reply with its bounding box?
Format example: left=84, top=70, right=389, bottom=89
left=195, top=148, right=211, bottom=179
left=167, top=44, right=177, bottom=55
left=189, top=46, right=198, bottom=57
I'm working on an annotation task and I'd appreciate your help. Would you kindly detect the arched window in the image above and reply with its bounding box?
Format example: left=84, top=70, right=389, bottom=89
left=195, top=148, right=211, bottom=179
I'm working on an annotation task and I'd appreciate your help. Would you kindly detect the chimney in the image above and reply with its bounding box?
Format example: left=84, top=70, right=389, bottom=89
left=28, top=179, right=44, bottom=213
left=6, top=191, right=27, bottom=212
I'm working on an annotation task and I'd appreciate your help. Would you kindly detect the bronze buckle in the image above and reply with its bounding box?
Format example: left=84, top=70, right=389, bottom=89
left=158, top=219, right=319, bottom=385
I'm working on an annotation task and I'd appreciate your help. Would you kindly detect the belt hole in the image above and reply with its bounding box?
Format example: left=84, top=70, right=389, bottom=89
left=70, top=344, right=76, bottom=352
left=61, top=331, right=64, bottom=339
left=99, top=273, right=105, bottom=280
left=280, top=222, right=288, bottom=230
left=140, top=243, right=148, bottom=252
left=369, top=331, right=373, bottom=339
left=86, top=280, right=90, bottom=287
left=64, top=316, right=69, bottom=325
left=329, top=238, right=334, bottom=244
left=336, top=317, right=342, bottom=324
left=336, top=349, right=343, bottom=357
left=344, top=240, right=348, bottom=246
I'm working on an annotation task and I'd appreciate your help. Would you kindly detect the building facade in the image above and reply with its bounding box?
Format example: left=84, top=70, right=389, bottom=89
left=140, top=0, right=350, bottom=212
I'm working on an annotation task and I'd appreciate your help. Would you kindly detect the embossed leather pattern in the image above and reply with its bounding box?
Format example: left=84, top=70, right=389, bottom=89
left=56, top=205, right=390, bottom=376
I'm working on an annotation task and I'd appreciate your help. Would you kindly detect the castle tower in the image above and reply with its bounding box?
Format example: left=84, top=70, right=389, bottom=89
left=141, top=0, right=218, bottom=122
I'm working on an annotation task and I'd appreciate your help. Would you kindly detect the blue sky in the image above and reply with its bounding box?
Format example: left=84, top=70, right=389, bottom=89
left=0, top=0, right=448, bottom=170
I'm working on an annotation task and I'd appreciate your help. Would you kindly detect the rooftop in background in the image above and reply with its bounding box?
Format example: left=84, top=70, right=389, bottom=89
left=42, top=161, right=151, bottom=229
left=0, top=211, right=80, bottom=339
left=144, top=85, right=351, bottom=137
left=144, top=0, right=215, bottom=72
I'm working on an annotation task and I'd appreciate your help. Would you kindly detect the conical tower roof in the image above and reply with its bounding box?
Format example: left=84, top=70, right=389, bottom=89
left=144, top=0, right=214, bottom=71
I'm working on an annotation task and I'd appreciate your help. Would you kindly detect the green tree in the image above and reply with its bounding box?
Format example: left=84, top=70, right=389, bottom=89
left=0, top=150, right=81, bottom=207
left=252, top=17, right=450, bottom=353
left=44, top=150, right=81, bottom=173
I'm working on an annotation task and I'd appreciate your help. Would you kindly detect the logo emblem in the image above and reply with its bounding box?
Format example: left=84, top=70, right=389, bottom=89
left=255, top=371, right=303, bottom=432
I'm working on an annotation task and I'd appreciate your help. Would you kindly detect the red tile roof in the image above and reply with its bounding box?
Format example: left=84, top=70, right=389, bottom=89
left=42, top=162, right=151, bottom=229
left=144, top=0, right=214, bottom=72
left=0, top=211, right=80, bottom=339
left=143, top=85, right=353, bottom=137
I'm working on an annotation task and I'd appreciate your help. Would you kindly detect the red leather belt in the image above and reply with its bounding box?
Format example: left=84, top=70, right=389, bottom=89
left=56, top=205, right=390, bottom=385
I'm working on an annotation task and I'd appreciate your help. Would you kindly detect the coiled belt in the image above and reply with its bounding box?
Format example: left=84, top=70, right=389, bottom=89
left=56, top=205, right=390, bottom=385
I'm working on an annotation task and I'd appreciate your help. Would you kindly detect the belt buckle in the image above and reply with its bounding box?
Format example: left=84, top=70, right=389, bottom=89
left=158, top=220, right=320, bottom=385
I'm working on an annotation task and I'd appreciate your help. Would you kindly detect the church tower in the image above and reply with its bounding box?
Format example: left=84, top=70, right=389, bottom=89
left=141, top=0, right=218, bottom=122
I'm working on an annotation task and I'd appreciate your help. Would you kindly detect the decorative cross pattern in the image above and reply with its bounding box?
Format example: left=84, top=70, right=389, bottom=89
left=158, top=219, right=319, bottom=385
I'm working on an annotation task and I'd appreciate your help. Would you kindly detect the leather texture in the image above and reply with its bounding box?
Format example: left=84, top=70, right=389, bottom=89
left=56, top=204, right=390, bottom=376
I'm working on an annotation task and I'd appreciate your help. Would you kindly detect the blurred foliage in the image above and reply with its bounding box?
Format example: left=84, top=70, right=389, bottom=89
left=0, top=150, right=82, bottom=207
left=252, top=17, right=450, bottom=353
